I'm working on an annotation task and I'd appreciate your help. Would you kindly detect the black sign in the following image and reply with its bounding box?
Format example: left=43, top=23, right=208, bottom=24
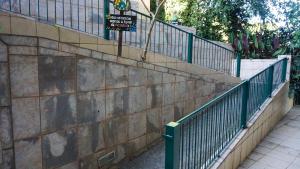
left=106, top=14, right=137, bottom=32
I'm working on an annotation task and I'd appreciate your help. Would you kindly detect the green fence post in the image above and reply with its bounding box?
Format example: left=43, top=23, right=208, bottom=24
left=165, top=122, right=180, bottom=169
left=103, top=0, right=110, bottom=40
left=281, top=58, right=288, bottom=82
left=268, top=65, right=274, bottom=97
left=241, top=81, right=249, bottom=129
left=236, top=53, right=241, bottom=77
left=187, top=33, right=193, bottom=63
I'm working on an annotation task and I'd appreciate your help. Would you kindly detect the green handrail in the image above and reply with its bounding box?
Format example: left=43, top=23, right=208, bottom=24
left=165, top=58, right=288, bottom=169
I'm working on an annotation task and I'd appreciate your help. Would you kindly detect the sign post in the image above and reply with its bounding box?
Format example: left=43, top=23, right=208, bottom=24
left=118, top=11, right=124, bottom=57
left=106, top=0, right=136, bottom=57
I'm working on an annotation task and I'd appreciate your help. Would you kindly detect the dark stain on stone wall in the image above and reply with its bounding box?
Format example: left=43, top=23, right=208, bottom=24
left=91, top=123, right=99, bottom=152
left=150, top=86, right=157, bottom=108
left=42, top=129, right=78, bottom=168
left=39, top=56, right=75, bottom=95
left=43, top=94, right=76, bottom=131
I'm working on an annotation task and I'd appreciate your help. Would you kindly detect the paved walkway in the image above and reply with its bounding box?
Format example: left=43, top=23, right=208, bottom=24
left=119, top=141, right=165, bottom=169
left=239, top=106, right=300, bottom=169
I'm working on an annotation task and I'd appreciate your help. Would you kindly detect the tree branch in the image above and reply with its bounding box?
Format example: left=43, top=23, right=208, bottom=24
left=141, top=0, right=167, bottom=61
left=140, top=0, right=154, bottom=16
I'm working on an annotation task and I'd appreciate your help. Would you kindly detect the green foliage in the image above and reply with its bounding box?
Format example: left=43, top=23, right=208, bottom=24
left=179, top=0, right=271, bottom=41
left=150, top=0, right=166, bottom=21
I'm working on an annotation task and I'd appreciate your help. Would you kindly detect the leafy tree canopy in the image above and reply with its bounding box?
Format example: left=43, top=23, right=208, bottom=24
left=176, top=0, right=300, bottom=58
left=179, top=0, right=271, bottom=40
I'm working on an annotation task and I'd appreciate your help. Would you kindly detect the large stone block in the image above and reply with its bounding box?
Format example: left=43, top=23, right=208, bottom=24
left=78, top=122, right=105, bottom=157
left=146, top=85, right=162, bottom=109
left=39, top=38, right=59, bottom=50
left=11, top=16, right=36, bottom=36
left=10, top=55, right=39, bottom=97
left=9, top=46, right=37, bottom=55
left=0, top=35, right=37, bottom=46
left=12, top=97, right=40, bottom=140
left=0, top=63, right=10, bottom=106
left=78, top=48, right=92, bottom=57
left=147, top=70, right=162, bottom=85
left=39, top=47, right=75, bottom=57
left=163, top=73, right=175, bottom=83
left=174, top=102, right=184, bottom=121
left=37, top=22, right=59, bottom=41
left=184, top=99, right=195, bottom=115
left=174, top=82, right=186, bottom=102
left=77, top=58, right=105, bottom=92
left=77, top=91, right=105, bottom=124
left=128, top=67, right=147, bottom=87
left=186, top=80, right=196, bottom=100
left=161, top=105, right=174, bottom=125
left=128, top=112, right=146, bottom=140
left=104, top=116, right=128, bottom=147
left=128, top=86, right=147, bottom=114
left=39, top=56, right=75, bottom=95
left=106, top=88, right=129, bottom=119
left=59, top=28, right=80, bottom=43
left=40, top=94, right=77, bottom=132
left=117, top=57, right=138, bottom=67
left=59, top=43, right=78, bottom=54
left=102, top=53, right=117, bottom=62
left=0, top=107, right=12, bottom=149
left=126, top=136, right=146, bottom=157
left=0, top=41, right=7, bottom=62
left=201, top=82, right=216, bottom=97
left=147, top=107, right=161, bottom=134
left=105, top=62, right=128, bottom=89
left=162, top=83, right=175, bottom=105
left=42, top=128, right=78, bottom=169
left=1, top=149, right=14, bottom=169
left=14, top=137, right=42, bottom=169
left=0, top=13, right=11, bottom=34
left=91, top=51, right=103, bottom=60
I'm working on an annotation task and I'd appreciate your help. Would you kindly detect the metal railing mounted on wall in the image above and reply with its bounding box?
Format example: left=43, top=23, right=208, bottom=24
left=165, top=58, right=288, bottom=169
left=0, top=0, right=234, bottom=75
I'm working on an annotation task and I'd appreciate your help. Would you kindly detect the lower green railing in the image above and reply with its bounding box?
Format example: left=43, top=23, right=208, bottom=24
left=165, top=58, right=288, bottom=169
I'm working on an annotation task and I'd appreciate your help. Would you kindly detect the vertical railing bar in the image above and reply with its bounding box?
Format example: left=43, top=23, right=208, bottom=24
left=187, top=120, right=191, bottom=169
left=195, top=115, right=200, bottom=169
left=46, top=0, right=49, bottom=21
left=97, top=0, right=99, bottom=35
left=70, top=0, right=72, bottom=28
left=29, top=0, right=31, bottom=16
left=19, top=0, right=21, bottom=13
left=180, top=124, right=184, bottom=169
left=199, top=113, right=204, bottom=169
left=54, top=0, right=57, bottom=23
left=140, top=15, right=143, bottom=48
left=62, top=0, right=65, bottom=25
left=84, top=0, right=86, bottom=31
left=213, top=104, right=218, bottom=158
left=9, top=0, right=12, bottom=11
left=77, top=0, right=79, bottom=30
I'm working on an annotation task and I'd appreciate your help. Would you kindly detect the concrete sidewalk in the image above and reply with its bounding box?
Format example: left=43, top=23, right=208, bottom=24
left=239, top=106, right=300, bottom=169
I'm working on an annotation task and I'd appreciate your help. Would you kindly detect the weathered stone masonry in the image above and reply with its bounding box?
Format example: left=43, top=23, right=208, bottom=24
left=0, top=33, right=239, bottom=169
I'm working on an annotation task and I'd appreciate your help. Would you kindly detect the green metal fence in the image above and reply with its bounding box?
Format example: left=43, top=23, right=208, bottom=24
left=0, top=0, right=234, bottom=74
left=165, top=58, right=288, bottom=169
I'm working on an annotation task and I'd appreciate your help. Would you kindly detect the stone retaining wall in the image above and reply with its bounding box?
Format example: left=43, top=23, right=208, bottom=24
left=0, top=34, right=239, bottom=169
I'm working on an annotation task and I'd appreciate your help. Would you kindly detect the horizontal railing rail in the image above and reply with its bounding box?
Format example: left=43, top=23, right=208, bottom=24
left=165, top=58, right=288, bottom=169
left=0, top=0, right=234, bottom=74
